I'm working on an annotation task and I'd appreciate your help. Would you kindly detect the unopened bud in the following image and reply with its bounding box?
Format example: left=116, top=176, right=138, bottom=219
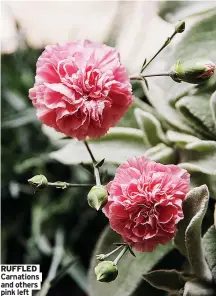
left=87, top=185, right=108, bottom=211
left=28, top=175, right=48, bottom=190
left=175, top=21, right=185, bottom=33
left=95, top=261, right=118, bottom=283
left=170, top=59, right=215, bottom=84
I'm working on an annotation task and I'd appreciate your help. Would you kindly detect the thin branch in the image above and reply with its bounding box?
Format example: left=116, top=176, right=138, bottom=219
left=37, top=229, right=64, bottom=296
left=48, top=182, right=95, bottom=189
left=130, top=73, right=171, bottom=80
left=113, top=245, right=129, bottom=266
left=141, top=31, right=177, bottom=72
left=83, top=140, right=96, bottom=163
left=51, top=258, right=78, bottom=288
left=83, top=141, right=101, bottom=185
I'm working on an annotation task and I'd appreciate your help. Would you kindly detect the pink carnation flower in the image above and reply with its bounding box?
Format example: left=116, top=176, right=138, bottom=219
left=29, top=40, right=133, bottom=139
left=103, top=157, right=190, bottom=252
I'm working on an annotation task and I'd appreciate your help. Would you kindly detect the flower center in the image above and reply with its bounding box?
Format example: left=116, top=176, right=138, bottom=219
left=61, top=64, right=113, bottom=101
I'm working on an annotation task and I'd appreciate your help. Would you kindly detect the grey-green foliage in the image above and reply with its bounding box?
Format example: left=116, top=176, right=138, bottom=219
left=144, top=9, right=216, bottom=137
left=157, top=1, right=216, bottom=22
left=203, top=225, right=216, bottom=283
left=144, top=186, right=216, bottom=295
left=44, top=5, right=216, bottom=296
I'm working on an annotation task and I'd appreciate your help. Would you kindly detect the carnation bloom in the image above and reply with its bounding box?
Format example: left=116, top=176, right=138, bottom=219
left=29, top=40, right=133, bottom=139
left=103, top=157, right=190, bottom=252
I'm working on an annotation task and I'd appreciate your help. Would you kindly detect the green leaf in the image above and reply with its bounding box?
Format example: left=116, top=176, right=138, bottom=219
left=117, top=97, right=151, bottom=129
left=190, top=173, right=216, bottom=200
left=174, top=185, right=212, bottom=282
left=95, top=158, right=105, bottom=168
left=203, top=225, right=216, bottom=282
left=144, top=80, right=195, bottom=135
left=179, top=140, right=216, bottom=175
left=144, top=143, right=176, bottom=164
left=166, top=130, right=200, bottom=148
left=134, top=108, right=170, bottom=147
left=215, top=206, right=216, bottom=228
left=143, top=269, right=185, bottom=293
left=50, top=127, right=146, bottom=165
left=157, top=1, right=216, bottom=22
left=183, top=279, right=215, bottom=296
left=88, top=226, right=173, bottom=296
left=176, top=92, right=216, bottom=139
left=210, top=91, right=216, bottom=129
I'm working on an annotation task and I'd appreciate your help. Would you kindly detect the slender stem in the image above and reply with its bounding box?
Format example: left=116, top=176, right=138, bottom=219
left=83, top=140, right=101, bottom=185
left=113, top=246, right=129, bottom=266
left=97, top=245, right=124, bottom=260
left=83, top=140, right=96, bottom=163
left=141, top=31, right=177, bottom=73
left=130, top=72, right=171, bottom=80
left=48, top=182, right=95, bottom=188
left=37, top=229, right=64, bottom=296
left=93, top=167, right=101, bottom=186
left=51, top=258, right=78, bottom=287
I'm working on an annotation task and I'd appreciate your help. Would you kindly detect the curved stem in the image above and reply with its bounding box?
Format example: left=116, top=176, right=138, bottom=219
left=83, top=140, right=101, bottom=185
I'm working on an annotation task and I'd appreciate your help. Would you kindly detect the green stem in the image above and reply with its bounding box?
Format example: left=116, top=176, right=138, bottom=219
left=113, top=246, right=129, bottom=266
left=51, top=258, right=78, bottom=287
left=96, top=245, right=124, bottom=260
left=141, top=30, right=177, bottom=73
left=130, top=72, right=171, bottom=80
left=83, top=140, right=101, bottom=185
left=48, top=182, right=95, bottom=189
left=37, top=229, right=64, bottom=296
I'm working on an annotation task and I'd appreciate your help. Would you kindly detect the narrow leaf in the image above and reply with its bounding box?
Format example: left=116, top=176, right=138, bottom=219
left=80, top=162, right=94, bottom=174
left=166, top=130, right=200, bottom=148
left=128, top=246, right=136, bottom=258
left=176, top=92, right=216, bottom=139
left=203, top=225, right=216, bottom=283
left=95, top=159, right=105, bottom=168
left=143, top=77, right=149, bottom=90
left=179, top=141, right=216, bottom=175
left=50, top=128, right=146, bottom=165
left=210, top=91, right=216, bottom=129
left=89, top=226, right=173, bottom=296
left=175, top=185, right=212, bottom=282
left=144, top=143, right=175, bottom=164
left=141, top=58, right=147, bottom=72
left=134, top=108, right=170, bottom=147
left=143, top=269, right=185, bottom=293
left=183, top=279, right=215, bottom=296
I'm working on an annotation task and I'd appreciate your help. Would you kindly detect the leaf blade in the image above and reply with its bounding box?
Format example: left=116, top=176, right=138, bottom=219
left=88, top=226, right=173, bottom=296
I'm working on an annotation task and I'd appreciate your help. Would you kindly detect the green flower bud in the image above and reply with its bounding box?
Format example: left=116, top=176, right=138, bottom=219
left=87, top=185, right=108, bottom=211
left=175, top=21, right=185, bottom=33
left=28, top=175, right=48, bottom=190
left=170, top=59, right=215, bottom=84
left=95, top=261, right=118, bottom=283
